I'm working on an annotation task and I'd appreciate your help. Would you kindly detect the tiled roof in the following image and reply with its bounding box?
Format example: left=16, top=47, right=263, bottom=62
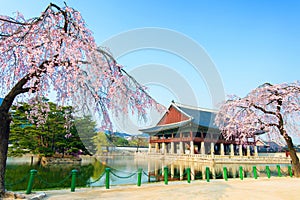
left=139, top=102, right=219, bottom=134
left=139, top=119, right=192, bottom=133
left=174, top=102, right=218, bottom=129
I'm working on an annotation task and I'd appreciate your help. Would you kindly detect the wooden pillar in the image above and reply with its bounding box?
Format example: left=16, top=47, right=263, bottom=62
left=201, top=141, right=205, bottom=155
left=148, top=143, right=152, bottom=153
left=189, top=130, right=194, bottom=153
left=212, top=166, right=216, bottom=179
left=166, top=143, right=169, bottom=154
left=154, top=160, right=158, bottom=176
left=210, top=142, right=215, bottom=156
left=162, top=142, right=166, bottom=154
left=220, top=143, right=224, bottom=156
left=179, top=163, right=184, bottom=180
left=254, top=145, right=258, bottom=157
left=230, top=144, right=234, bottom=156
left=155, top=143, right=159, bottom=153
left=170, top=142, right=175, bottom=154
left=179, top=141, right=184, bottom=154
left=190, top=141, right=194, bottom=155
left=180, top=132, right=183, bottom=153
left=200, top=142, right=205, bottom=155
left=239, top=144, right=243, bottom=156
left=171, top=163, right=174, bottom=178
left=202, top=165, right=206, bottom=180
left=247, top=145, right=250, bottom=156
left=191, top=164, right=195, bottom=180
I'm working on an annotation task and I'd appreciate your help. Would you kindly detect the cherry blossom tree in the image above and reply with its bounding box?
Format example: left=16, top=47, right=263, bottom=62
left=215, top=82, right=300, bottom=177
left=0, top=4, right=160, bottom=195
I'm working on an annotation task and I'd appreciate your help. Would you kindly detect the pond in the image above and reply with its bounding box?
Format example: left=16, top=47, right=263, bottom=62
left=5, top=155, right=291, bottom=191
left=5, top=155, right=150, bottom=191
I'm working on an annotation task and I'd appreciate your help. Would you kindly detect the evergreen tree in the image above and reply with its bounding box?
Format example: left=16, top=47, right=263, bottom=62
left=9, top=101, right=97, bottom=157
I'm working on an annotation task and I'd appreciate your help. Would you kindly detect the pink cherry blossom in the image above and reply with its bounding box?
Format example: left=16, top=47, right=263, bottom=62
left=0, top=4, right=163, bottom=131
left=0, top=3, right=166, bottom=193
left=215, top=82, right=300, bottom=176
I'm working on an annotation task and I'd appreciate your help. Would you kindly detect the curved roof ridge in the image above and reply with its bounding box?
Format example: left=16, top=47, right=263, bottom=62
left=138, top=119, right=192, bottom=133
left=172, top=101, right=218, bottom=113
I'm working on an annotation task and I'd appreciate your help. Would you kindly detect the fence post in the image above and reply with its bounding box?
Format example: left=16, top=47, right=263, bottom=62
left=276, top=165, right=282, bottom=177
left=205, top=167, right=210, bottom=182
left=70, top=169, right=78, bottom=192
left=266, top=166, right=271, bottom=179
left=186, top=168, right=191, bottom=183
left=288, top=166, right=293, bottom=177
left=26, top=169, right=37, bottom=194
left=253, top=166, right=257, bottom=179
left=105, top=168, right=110, bottom=189
left=223, top=167, right=228, bottom=181
left=137, top=168, right=142, bottom=186
left=164, top=166, right=168, bottom=185
left=239, top=166, right=243, bottom=180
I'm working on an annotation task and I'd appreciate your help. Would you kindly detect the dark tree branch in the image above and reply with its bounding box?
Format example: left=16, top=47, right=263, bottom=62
left=0, top=75, right=30, bottom=113
left=0, top=17, right=30, bottom=25
left=251, top=103, right=277, bottom=116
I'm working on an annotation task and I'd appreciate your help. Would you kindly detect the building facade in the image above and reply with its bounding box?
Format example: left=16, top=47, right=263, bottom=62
left=140, top=102, right=258, bottom=157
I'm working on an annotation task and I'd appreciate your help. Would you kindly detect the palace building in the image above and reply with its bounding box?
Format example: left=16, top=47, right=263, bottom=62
left=139, top=101, right=258, bottom=157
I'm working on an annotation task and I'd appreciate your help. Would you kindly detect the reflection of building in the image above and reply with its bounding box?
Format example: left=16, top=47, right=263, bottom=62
left=139, top=102, right=257, bottom=156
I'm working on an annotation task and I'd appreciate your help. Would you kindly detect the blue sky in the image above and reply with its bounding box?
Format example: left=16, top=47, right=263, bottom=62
left=1, top=0, right=300, bottom=109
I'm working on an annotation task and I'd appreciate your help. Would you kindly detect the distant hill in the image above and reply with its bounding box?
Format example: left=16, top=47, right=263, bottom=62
left=102, top=130, right=129, bottom=137
left=103, top=130, right=149, bottom=138
left=112, top=131, right=132, bottom=138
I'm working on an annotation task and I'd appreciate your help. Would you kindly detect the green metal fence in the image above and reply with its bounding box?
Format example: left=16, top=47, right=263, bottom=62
left=6, top=164, right=294, bottom=194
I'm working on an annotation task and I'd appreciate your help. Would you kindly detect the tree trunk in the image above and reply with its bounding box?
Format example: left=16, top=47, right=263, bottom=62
left=0, top=111, right=11, bottom=196
left=0, top=72, right=34, bottom=197
left=284, top=135, right=300, bottom=177
left=0, top=75, right=31, bottom=196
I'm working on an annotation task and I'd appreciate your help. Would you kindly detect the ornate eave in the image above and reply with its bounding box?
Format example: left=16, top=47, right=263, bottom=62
left=139, top=119, right=192, bottom=135
left=139, top=102, right=219, bottom=135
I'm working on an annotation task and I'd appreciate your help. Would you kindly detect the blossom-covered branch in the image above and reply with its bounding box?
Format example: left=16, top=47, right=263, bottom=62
left=215, top=82, right=300, bottom=176
left=0, top=3, right=161, bottom=130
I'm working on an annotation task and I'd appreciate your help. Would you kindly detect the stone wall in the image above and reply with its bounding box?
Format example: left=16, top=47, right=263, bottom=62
left=7, top=154, right=39, bottom=165
left=40, top=156, right=81, bottom=166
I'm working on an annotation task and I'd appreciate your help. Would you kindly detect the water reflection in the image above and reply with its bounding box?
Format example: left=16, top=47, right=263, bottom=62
left=92, top=155, right=290, bottom=186
left=6, top=155, right=291, bottom=190
left=143, top=159, right=290, bottom=181
left=5, top=163, right=94, bottom=191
